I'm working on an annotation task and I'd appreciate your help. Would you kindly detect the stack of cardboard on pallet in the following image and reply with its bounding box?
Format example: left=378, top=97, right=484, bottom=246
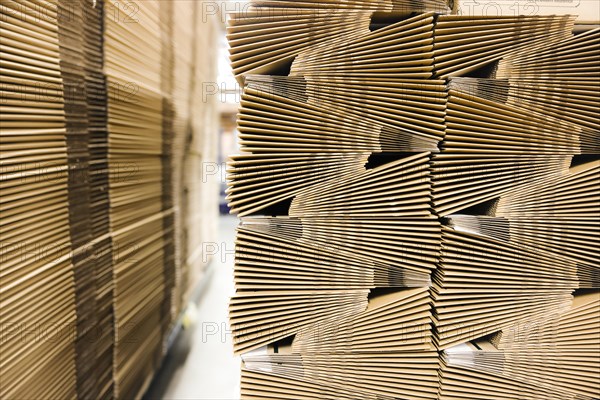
left=0, top=1, right=219, bottom=398
left=226, top=0, right=599, bottom=398
left=1, top=2, right=77, bottom=397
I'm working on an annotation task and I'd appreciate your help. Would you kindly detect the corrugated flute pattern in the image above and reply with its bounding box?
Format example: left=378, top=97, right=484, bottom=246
left=0, top=1, right=219, bottom=398
left=226, top=1, right=599, bottom=399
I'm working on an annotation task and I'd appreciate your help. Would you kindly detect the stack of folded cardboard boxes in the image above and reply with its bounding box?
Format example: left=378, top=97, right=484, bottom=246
left=0, top=1, right=219, bottom=398
left=227, top=1, right=599, bottom=398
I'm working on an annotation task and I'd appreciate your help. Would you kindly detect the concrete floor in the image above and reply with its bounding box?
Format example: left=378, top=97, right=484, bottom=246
left=145, top=215, right=241, bottom=399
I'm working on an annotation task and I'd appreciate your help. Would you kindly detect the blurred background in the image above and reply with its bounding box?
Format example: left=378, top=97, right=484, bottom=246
left=144, top=2, right=244, bottom=399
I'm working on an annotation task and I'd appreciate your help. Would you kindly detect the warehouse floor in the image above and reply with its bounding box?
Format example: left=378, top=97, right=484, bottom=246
left=145, top=215, right=241, bottom=399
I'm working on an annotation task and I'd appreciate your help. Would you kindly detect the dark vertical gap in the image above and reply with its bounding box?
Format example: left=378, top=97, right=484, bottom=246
left=84, top=0, right=115, bottom=398
left=57, top=0, right=96, bottom=398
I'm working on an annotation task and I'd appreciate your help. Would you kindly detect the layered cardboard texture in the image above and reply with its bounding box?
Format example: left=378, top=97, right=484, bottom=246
left=226, top=152, right=370, bottom=215
left=239, top=289, right=440, bottom=399
left=104, top=1, right=220, bottom=397
left=1, top=1, right=77, bottom=398
left=432, top=226, right=579, bottom=348
left=0, top=0, right=219, bottom=398
left=449, top=160, right=600, bottom=274
left=241, top=216, right=440, bottom=277
left=228, top=1, right=452, bottom=80
left=104, top=3, right=167, bottom=396
left=227, top=1, right=599, bottom=399
left=440, top=291, right=600, bottom=399
left=243, top=75, right=447, bottom=152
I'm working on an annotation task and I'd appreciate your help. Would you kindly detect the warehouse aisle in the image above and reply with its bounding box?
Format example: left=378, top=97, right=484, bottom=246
left=146, top=215, right=241, bottom=399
